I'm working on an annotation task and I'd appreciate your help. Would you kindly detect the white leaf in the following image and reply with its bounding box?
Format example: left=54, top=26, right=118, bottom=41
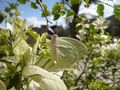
left=22, top=65, right=67, bottom=90
left=0, top=80, right=6, bottom=90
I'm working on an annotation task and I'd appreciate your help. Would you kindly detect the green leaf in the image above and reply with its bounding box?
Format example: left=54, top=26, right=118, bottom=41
left=52, top=3, right=66, bottom=20
left=22, top=65, right=67, bottom=90
left=13, top=37, right=30, bottom=56
left=0, top=80, right=6, bottom=90
left=66, top=10, right=74, bottom=17
left=0, top=13, right=4, bottom=23
left=30, top=2, right=38, bottom=9
left=12, top=37, right=32, bottom=65
left=27, top=29, right=38, bottom=40
left=42, top=10, right=50, bottom=17
left=41, top=4, right=50, bottom=17
left=17, top=0, right=26, bottom=4
left=49, top=35, right=88, bottom=71
left=2, top=56, right=16, bottom=64
left=4, top=7, right=11, bottom=13
left=53, top=14, right=60, bottom=20
left=84, top=0, right=91, bottom=7
left=70, top=0, right=81, bottom=7
left=97, top=4, right=104, bottom=16
left=114, top=5, right=120, bottom=20
left=15, top=10, right=21, bottom=16
left=7, top=73, right=20, bottom=89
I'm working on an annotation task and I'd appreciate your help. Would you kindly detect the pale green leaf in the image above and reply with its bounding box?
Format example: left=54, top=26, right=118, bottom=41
left=12, top=37, right=31, bottom=65
left=13, top=37, right=30, bottom=56
left=0, top=80, right=6, bottom=90
left=22, top=65, right=67, bottom=90
left=27, top=29, right=38, bottom=40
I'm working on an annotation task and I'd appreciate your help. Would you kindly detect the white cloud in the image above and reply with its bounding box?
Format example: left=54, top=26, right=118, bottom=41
left=48, top=16, right=67, bottom=28
left=113, top=0, right=120, bottom=5
left=26, top=17, right=47, bottom=27
left=26, top=0, right=116, bottom=28
left=79, top=0, right=114, bottom=18
left=79, top=4, right=98, bottom=18
left=26, top=16, right=67, bottom=28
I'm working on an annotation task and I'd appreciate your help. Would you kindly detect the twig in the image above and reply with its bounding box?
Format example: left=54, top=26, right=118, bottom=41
left=97, top=0, right=113, bottom=7
left=62, top=0, right=72, bottom=9
left=74, top=48, right=93, bottom=86
left=37, top=0, right=52, bottom=26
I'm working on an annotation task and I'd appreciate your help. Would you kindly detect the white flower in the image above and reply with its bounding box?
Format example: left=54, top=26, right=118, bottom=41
left=7, top=23, right=13, bottom=30
left=101, top=35, right=108, bottom=39
left=92, top=17, right=110, bottom=30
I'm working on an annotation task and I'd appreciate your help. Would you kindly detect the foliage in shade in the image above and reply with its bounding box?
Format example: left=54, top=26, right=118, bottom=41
left=18, top=0, right=27, bottom=4
left=114, top=5, right=120, bottom=20
left=30, top=2, right=38, bottom=9
left=0, top=80, right=6, bottom=90
left=0, top=13, right=4, bottom=23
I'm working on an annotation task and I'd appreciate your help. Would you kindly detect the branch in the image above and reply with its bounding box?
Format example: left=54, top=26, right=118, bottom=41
left=37, top=0, right=52, bottom=26
left=74, top=48, right=93, bottom=87
left=97, top=0, right=113, bottom=7
left=62, top=0, right=72, bottom=9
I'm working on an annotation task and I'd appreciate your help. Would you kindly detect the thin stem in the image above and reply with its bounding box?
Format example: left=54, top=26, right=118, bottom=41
left=62, top=0, right=72, bottom=9
left=97, top=0, right=113, bottom=7
left=37, top=0, right=52, bottom=26
left=74, top=48, right=93, bottom=87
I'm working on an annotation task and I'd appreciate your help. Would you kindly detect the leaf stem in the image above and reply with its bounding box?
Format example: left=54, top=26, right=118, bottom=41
left=37, top=0, right=52, bottom=26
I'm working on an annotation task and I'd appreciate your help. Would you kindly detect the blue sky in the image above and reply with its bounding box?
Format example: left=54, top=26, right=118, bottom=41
left=18, top=0, right=61, bottom=18
left=0, top=0, right=62, bottom=28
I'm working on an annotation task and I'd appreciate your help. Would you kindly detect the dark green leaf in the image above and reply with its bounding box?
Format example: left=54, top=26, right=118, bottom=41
left=4, top=7, right=11, bottom=13
left=17, top=0, right=26, bottom=4
left=70, top=0, right=81, bottom=7
left=114, top=5, right=120, bottom=20
left=97, top=4, right=104, bottom=16
left=52, top=3, right=66, bottom=20
left=42, top=10, right=50, bottom=17
left=9, top=3, right=18, bottom=10
left=30, top=2, right=38, bottom=9
left=66, top=10, right=74, bottom=17
left=84, top=0, right=91, bottom=7
left=7, top=73, right=20, bottom=89
left=0, top=13, right=4, bottom=23
left=53, top=14, right=60, bottom=20
left=42, top=4, right=47, bottom=10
